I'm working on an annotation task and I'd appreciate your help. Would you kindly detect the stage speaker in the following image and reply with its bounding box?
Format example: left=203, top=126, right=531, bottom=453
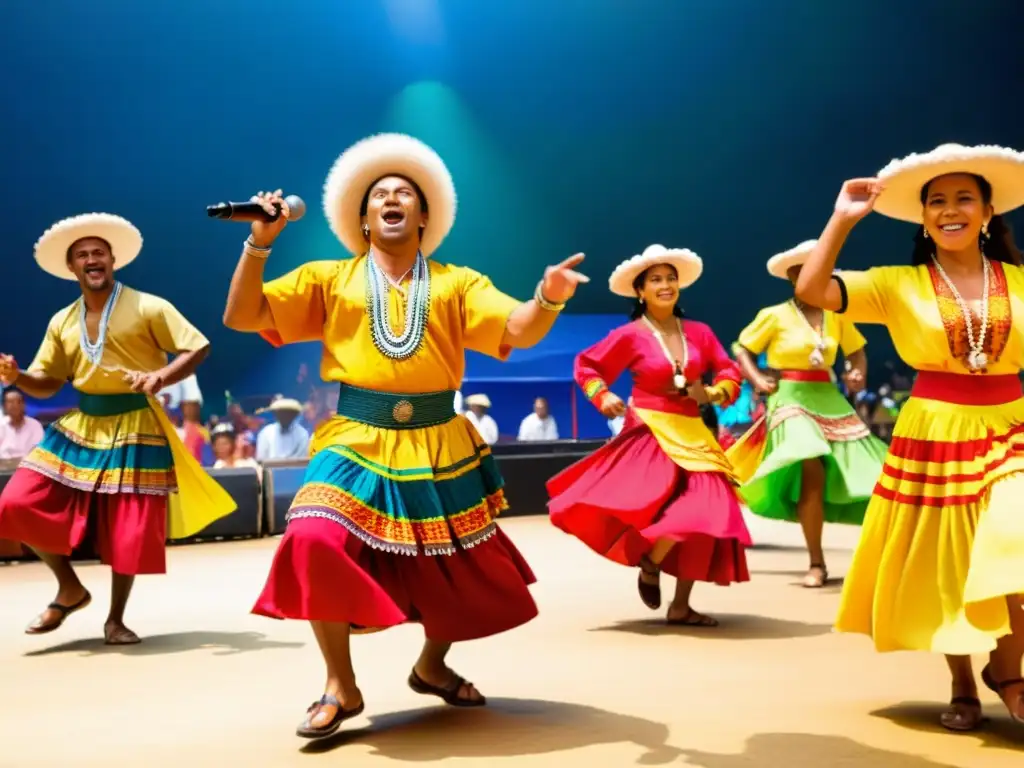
left=170, top=467, right=263, bottom=543
left=494, top=446, right=597, bottom=517
left=262, top=460, right=308, bottom=535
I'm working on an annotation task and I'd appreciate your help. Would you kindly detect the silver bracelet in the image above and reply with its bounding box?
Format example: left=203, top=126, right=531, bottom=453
left=243, top=237, right=271, bottom=260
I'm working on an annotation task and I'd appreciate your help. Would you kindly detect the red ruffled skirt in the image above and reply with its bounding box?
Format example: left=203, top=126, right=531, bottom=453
left=253, top=517, right=538, bottom=642
left=0, top=467, right=168, bottom=575
left=547, top=412, right=750, bottom=585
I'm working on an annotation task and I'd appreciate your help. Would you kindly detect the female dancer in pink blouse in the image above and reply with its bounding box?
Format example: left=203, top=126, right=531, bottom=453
left=547, top=245, right=751, bottom=625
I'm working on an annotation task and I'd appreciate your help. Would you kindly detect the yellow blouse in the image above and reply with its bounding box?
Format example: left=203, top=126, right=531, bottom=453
left=28, top=286, right=209, bottom=393
left=738, top=301, right=866, bottom=371
left=838, top=262, right=1024, bottom=374
left=261, top=255, right=522, bottom=391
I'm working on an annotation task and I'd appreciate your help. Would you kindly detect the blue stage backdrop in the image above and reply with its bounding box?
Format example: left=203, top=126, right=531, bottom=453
left=3, top=1, right=1023, bottom=414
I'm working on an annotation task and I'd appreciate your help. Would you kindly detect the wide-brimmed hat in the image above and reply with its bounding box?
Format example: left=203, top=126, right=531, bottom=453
left=874, top=143, right=1024, bottom=223
left=34, top=213, right=142, bottom=281
left=608, top=244, right=703, bottom=297
left=323, top=133, right=456, bottom=257
left=766, top=239, right=817, bottom=279
left=256, top=397, right=303, bottom=415
left=464, top=393, right=491, bottom=409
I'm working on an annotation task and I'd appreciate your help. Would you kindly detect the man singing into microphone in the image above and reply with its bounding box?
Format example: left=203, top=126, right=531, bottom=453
left=0, top=213, right=235, bottom=644
left=223, top=133, right=587, bottom=739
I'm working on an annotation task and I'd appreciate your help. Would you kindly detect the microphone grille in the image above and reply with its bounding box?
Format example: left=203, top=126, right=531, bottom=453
left=284, top=195, right=307, bottom=222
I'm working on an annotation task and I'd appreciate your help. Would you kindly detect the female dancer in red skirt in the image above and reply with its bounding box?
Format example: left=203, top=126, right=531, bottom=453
left=547, top=245, right=751, bottom=626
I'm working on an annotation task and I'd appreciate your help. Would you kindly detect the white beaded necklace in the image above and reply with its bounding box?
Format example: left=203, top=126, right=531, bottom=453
left=790, top=300, right=829, bottom=368
left=78, top=282, right=123, bottom=366
left=930, top=254, right=991, bottom=371
left=642, top=315, right=688, bottom=390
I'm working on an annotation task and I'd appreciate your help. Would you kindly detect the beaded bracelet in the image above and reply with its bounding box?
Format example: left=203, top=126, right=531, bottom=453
left=243, top=237, right=272, bottom=260
left=534, top=281, right=566, bottom=312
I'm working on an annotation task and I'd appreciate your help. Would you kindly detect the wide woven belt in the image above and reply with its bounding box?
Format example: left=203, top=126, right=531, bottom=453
left=336, top=383, right=456, bottom=429
left=77, top=392, right=151, bottom=417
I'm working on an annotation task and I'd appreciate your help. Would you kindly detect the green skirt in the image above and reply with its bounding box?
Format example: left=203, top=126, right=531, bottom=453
left=729, top=380, right=888, bottom=524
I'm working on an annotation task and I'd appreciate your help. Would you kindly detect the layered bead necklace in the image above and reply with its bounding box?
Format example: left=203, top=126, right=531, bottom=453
left=79, top=281, right=123, bottom=366
left=365, top=249, right=431, bottom=360
left=931, top=254, right=991, bottom=371
left=642, top=315, right=688, bottom=390
left=791, top=300, right=829, bottom=368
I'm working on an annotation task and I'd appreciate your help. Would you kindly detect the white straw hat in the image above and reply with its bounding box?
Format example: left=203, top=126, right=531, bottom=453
left=34, top=213, right=142, bottom=281
left=608, top=244, right=703, bottom=297
left=323, top=133, right=456, bottom=257
left=874, top=143, right=1024, bottom=223
left=766, top=239, right=817, bottom=279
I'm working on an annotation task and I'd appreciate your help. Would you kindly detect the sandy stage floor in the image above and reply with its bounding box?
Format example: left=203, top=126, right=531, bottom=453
left=0, top=513, right=1021, bottom=767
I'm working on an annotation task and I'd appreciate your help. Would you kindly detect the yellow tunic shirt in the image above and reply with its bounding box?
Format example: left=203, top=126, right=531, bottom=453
left=738, top=301, right=866, bottom=371
left=838, top=264, right=1024, bottom=374
left=261, top=255, right=521, bottom=393
left=25, top=286, right=233, bottom=539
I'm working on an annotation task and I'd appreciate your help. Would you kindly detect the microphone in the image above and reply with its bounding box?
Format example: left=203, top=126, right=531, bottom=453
left=206, top=195, right=306, bottom=223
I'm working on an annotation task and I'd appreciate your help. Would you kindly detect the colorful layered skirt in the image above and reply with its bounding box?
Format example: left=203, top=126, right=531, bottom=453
left=0, top=393, right=175, bottom=573
left=546, top=404, right=751, bottom=585
left=726, top=370, right=888, bottom=524
left=836, top=371, right=1024, bottom=654
left=252, top=383, right=537, bottom=642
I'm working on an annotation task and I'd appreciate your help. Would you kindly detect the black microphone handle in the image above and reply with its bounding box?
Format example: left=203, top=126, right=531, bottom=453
left=206, top=201, right=282, bottom=222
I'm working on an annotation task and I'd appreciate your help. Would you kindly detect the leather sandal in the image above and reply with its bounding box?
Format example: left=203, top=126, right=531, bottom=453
left=981, top=664, right=1024, bottom=725
left=296, top=694, right=365, bottom=739
left=637, top=555, right=661, bottom=610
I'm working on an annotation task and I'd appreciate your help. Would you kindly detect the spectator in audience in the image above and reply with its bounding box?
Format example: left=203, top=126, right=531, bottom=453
left=0, top=388, right=44, bottom=460
left=227, top=402, right=257, bottom=459
left=463, top=393, right=498, bottom=444
left=517, top=396, right=558, bottom=441
left=256, top=397, right=310, bottom=461
left=211, top=424, right=261, bottom=475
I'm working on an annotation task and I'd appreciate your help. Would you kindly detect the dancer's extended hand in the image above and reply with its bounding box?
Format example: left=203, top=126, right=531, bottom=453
left=843, top=367, right=866, bottom=394
left=0, top=355, right=18, bottom=386
left=598, top=392, right=626, bottom=419
left=250, top=189, right=292, bottom=248
left=540, top=253, right=589, bottom=305
left=753, top=374, right=777, bottom=395
left=686, top=383, right=709, bottom=405
left=834, top=178, right=884, bottom=222
left=124, top=370, right=165, bottom=396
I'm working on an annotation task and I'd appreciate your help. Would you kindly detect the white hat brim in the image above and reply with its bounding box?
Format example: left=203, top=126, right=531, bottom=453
left=766, top=239, right=817, bottom=279
left=464, top=394, right=491, bottom=408
left=608, top=246, right=703, bottom=297
left=323, top=133, right=456, bottom=257
left=34, top=214, right=142, bottom=281
left=874, top=143, right=1024, bottom=223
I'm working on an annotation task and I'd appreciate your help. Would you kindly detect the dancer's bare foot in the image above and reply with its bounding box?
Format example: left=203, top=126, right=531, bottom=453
left=297, top=687, right=365, bottom=739
left=25, top=586, right=91, bottom=634
left=802, top=564, right=827, bottom=588
left=410, top=665, right=486, bottom=706
left=103, top=620, right=141, bottom=645
left=666, top=603, right=718, bottom=627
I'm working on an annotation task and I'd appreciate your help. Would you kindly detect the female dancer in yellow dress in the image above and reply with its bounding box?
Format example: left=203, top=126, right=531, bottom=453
left=795, top=143, right=1024, bottom=732
left=727, top=240, right=887, bottom=588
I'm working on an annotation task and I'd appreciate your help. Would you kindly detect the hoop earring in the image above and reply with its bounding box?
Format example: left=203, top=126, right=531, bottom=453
left=922, top=228, right=929, bottom=239
left=362, top=225, right=369, bottom=237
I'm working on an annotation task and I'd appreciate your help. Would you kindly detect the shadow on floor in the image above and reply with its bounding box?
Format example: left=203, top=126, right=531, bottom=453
left=23, top=630, right=304, bottom=657
left=301, top=697, right=681, bottom=764
left=871, top=701, right=1024, bottom=751
left=589, top=613, right=832, bottom=640
left=681, top=732, right=966, bottom=767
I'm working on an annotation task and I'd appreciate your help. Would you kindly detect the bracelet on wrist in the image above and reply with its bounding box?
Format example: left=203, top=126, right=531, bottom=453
left=534, top=281, right=566, bottom=312
left=243, top=237, right=272, bottom=259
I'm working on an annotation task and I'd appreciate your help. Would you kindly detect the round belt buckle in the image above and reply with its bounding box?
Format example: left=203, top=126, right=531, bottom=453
left=392, top=399, right=414, bottom=424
